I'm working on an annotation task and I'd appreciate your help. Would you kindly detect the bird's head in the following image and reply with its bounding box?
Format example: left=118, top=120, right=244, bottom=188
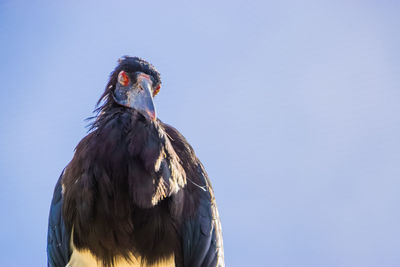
left=99, top=56, right=162, bottom=121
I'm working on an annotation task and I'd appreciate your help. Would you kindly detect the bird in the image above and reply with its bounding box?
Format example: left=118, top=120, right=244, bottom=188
left=47, top=56, right=224, bottom=267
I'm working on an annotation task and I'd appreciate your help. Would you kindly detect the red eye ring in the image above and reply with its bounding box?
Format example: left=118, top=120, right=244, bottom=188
left=153, top=84, right=161, bottom=97
left=118, top=71, right=130, bottom=86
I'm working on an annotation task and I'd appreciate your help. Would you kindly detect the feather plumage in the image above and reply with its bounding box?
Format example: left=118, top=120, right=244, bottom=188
left=47, top=57, right=224, bottom=267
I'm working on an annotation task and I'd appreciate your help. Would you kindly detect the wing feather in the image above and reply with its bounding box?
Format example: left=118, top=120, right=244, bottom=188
left=47, top=171, right=71, bottom=267
left=162, top=123, right=225, bottom=267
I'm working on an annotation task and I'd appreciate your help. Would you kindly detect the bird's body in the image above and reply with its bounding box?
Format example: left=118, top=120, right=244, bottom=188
left=47, top=57, right=224, bottom=267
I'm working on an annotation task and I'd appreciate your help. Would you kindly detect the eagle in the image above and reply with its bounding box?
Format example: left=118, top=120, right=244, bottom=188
left=47, top=56, right=224, bottom=267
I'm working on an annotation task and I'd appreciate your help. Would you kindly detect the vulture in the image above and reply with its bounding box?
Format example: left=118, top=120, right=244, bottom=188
left=47, top=56, right=224, bottom=267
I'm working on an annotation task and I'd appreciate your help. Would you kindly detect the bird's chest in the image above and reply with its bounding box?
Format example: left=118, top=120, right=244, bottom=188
left=66, top=199, right=180, bottom=267
left=67, top=248, right=175, bottom=267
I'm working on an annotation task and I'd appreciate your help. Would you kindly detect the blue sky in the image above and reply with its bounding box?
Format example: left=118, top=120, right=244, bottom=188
left=1, top=1, right=400, bottom=266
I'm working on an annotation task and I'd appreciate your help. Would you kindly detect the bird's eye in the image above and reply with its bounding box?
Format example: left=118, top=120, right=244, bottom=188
left=153, top=84, right=161, bottom=97
left=118, top=71, right=130, bottom=86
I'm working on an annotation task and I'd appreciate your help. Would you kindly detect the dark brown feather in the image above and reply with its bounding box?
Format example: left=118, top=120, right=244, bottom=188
left=62, top=107, right=198, bottom=265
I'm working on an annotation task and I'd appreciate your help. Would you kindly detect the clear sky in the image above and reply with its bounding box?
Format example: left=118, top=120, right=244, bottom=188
left=0, top=1, right=399, bottom=266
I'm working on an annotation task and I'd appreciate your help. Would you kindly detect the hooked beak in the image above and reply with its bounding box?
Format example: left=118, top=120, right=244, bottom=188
left=113, top=72, right=157, bottom=121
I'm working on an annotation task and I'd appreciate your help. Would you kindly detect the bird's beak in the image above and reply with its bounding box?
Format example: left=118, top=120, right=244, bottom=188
left=114, top=72, right=157, bottom=121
